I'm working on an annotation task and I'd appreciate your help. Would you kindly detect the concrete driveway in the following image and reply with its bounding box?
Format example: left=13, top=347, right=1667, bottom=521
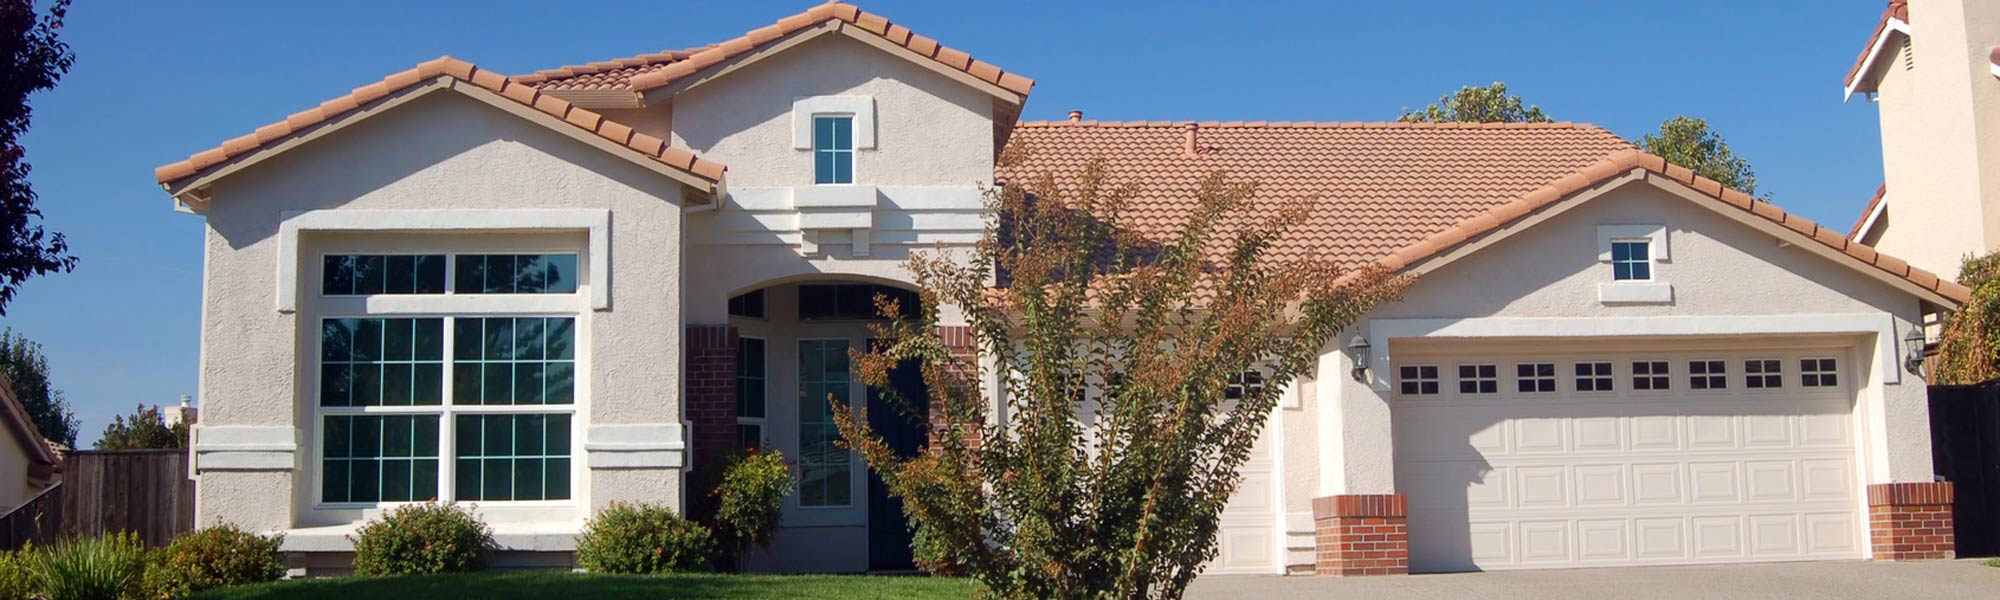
left=1186, top=560, right=2000, bottom=600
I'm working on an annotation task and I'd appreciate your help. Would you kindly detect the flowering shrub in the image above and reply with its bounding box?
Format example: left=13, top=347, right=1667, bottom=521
left=575, top=502, right=712, bottom=574
left=137, top=524, right=283, bottom=599
left=350, top=503, right=492, bottom=575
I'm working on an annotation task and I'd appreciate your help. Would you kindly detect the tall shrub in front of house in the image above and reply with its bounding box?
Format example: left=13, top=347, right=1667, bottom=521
left=834, top=156, right=1409, bottom=598
left=137, top=524, right=284, bottom=599
left=1936, top=251, right=2000, bottom=384
left=350, top=503, right=492, bottom=575
left=575, top=502, right=712, bottom=574
left=708, top=449, right=795, bottom=570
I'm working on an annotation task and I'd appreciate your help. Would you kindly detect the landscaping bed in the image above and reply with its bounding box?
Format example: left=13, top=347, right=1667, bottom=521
left=192, top=572, right=976, bottom=600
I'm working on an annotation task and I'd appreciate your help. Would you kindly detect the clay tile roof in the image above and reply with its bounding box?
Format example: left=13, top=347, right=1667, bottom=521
left=154, top=56, right=727, bottom=190
left=999, top=122, right=1967, bottom=307
left=1847, top=183, right=1887, bottom=241
left=567, top=2, right=1031, bottom=98
left=1845, top=0, right=1909, bottom=89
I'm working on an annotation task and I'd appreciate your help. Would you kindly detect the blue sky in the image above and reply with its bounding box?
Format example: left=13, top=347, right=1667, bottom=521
left=13, top=0, right=1891, bottom=445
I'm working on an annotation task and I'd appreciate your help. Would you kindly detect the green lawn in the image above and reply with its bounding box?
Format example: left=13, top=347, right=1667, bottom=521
left=192, top=572, right=976, bottom=600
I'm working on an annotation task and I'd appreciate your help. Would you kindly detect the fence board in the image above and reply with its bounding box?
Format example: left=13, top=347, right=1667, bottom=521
left=1931, top=379, right=2000, bottom=557
left=55, top=450, right=194, bottom=547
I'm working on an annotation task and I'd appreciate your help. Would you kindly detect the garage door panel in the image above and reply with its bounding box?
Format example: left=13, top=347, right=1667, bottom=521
left=1393, top=347, right=1863, bottom=572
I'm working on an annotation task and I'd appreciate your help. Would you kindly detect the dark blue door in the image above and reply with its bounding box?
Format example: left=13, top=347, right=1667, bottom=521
left=865, top=353, right=928, bottom=571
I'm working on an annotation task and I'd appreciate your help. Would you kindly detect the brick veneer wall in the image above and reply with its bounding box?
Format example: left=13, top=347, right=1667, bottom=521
left=685, top=325, right=739, bottom=472
left=930, top=325, right=981, bottom=452
left=1867, top=482, right=1955, bottom=561
left=1311, top=494, right=1408, bottom=576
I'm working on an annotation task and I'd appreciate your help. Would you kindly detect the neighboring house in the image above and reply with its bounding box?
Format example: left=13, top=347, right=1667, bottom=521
left=0, top=378, right=60, bottom=513
left=155, top=2, right=1967, bottom=576
left=1846, top=0, right=2000, bottom=279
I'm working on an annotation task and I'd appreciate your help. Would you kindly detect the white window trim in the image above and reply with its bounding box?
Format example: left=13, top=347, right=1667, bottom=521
left=277, top=209, right=611, bottom=313
left=1597, top=224, right=1669, bottom=261
left=791, top=95, right=876, bottom=150
left=1597, top=225, right=1671, bottom=304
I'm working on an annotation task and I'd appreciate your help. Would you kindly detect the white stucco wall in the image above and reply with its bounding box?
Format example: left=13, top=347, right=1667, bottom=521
left=0, top=432, right=35, bottom=511
left=193, top=91, right=690, bottom=535
left=1297, top=179, right=1934, bottom=501
left=1868, top=0, right=2000, bottom=279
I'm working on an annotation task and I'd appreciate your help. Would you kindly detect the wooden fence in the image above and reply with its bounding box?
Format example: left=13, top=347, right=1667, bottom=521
left=0, top=482, right=62, bottom=550
left=1930, top=379, right=2000, bottom=557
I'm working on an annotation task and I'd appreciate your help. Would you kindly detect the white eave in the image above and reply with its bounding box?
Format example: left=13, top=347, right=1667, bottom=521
left=1845, top=18, right=1911, bottom=102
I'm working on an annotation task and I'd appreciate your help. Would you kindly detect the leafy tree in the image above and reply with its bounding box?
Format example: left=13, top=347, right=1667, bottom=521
left=1934, top=251, right=2000, bottom=384
left=95, top=404, right=188, bottom=450
left=0, top=0, right=79, bottom=315
left=1640, top=115, right=1760, bottom=196
left=0, top=328, right=74, bottom=447
left=1397, top=82, right=1553, bottom=123
left=835, top=157, right=1408, bottom=598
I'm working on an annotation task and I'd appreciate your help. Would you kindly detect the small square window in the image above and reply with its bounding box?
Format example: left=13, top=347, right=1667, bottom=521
left=1611, top=240, right=1652, bottom=281
left=1399, top=365, right=1439, bottom=396
left=1632, top=361, right=1670, bottom=390
left=1801, top=358, right=1839, bottom=388
left=814, top=116, right=855, bottom=185
left=1458, top=364, right=1498, bottom=394
left=1689, top=360, right=1727, bottom=390
left=1575, top=362, right=1614, bottom=392
left=1745, top=359, right=1783, bottom=389
left=1516, top=363, right=1556, bottom=393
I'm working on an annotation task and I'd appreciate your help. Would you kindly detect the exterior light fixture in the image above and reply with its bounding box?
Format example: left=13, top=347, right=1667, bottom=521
left=1904, top=327, right=1927, bottom=376
left=1346, top=335, right=1372, bottom=382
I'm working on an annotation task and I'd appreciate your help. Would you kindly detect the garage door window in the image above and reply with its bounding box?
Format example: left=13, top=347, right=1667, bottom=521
left=1801, top=358, right=1838, bottom=387
left=1516, top=363, right=1556, bottom=393
left=1574, top=362, right=1614, bottom=391
left=1457, top=365, right=1498, bottom=394
left=1746, top=359, right=1783, bottom=388
left=1689, top=360, right=1727, bottom=389
left=1399, top=365, right=1440, bottom=395
left=1632, top=361, right=1670, bottom=390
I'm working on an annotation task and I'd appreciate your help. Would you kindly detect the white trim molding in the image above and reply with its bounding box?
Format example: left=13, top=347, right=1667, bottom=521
left=1598, top=282, right=1673, bottom=304
left=276, top=209, right=612, bottom=313
left=1844, top=17, right=1912, bottom=101
left=192, top=425, right=299, bottom=472
left=1365, top=313, right=1909, bottom=391
left=584, top=423, right=687, bottom=469
left=791, top=95, right=876, bottom=150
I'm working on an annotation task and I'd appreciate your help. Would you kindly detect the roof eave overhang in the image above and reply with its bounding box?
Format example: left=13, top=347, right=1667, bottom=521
left=162, top=78, right=723, bottom=211
left=634, top=20, right=1027, bottom=109
left=1845, top=18, right=1911, bottom=102
left=1850, top=194, right=1888, bottom=243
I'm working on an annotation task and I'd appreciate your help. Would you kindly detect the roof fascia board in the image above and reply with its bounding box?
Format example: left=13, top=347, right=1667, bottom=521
left=1404, top=169, right=1957, bottom=308
left=440, top=79, right=720, bottom=196
left=1852, top=196, right=1889, bottom=242
left=1845, top=18, right=1911, bottom=102
left=164, top=79, right=454, bottom=199
left=638, top=21, right=1024, bottom=107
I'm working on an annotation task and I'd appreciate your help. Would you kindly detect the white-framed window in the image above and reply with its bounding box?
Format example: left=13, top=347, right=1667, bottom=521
left=1745, top=359, right=1783, bottom=389
left=1610, top=239, right=1653, bottom=281
left=1574, top=362, right=1614, bottom=392
left=1689, top=360, right=1728, bottom=390
left=1457, top=364, right=1498, bottom=394
left=1398, top=365, right=1440, bottom=396
left=813, top=116, right=855, bottom=185
left=1632, top=360, right=1670, bottom=390
left=1801, top=357, right=1839, bottom=387
left=737, top=336, right=767, bottom=450
left=312, top=246, right=582, bottom=508
left=798, top=338, right=853, bottom=507
left=1515, top=363, right=1556, bottom=393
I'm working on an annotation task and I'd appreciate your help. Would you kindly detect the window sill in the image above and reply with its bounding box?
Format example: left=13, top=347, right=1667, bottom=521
left=1598, top=282, right=1673, bottom=304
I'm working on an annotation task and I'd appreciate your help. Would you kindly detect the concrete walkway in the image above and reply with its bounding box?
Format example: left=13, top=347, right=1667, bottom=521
left=1185, top=560, right=2000, bottom=600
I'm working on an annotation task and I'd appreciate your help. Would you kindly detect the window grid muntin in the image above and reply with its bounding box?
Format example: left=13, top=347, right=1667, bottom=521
left=1398, top=365, right=1440, bottom=396
left=1745, top=359, right=1784, bottom=389
left=321, top=252, right=580, bottom=297
left=1458, top=364, right=1498, bottom=394
left=316, top=312, right=578, bottom=508
left=453, top=413, right=572, bottom=502
left=1689, top=360, right=1728, bottom=390
left=1575, top=362, right=1614, bottom=392
left=813, top=116, right=855, bottom=184
left=322, top=254, right=447, bottom=296
left=1632, top=360, right=1670, bottom=390
left=798, top=339, right=853, bottom=507
left=451, top=317, right=577, bottom=406
left=320, top=318, right=445, bottom=407
left=1516, top=363, right=1557, bottom=393
left=1801, top=357, right=1839, bottom=388
left=321, top=414, right=439, bottom=503
left=1611, top=239, right=1652, bottom=281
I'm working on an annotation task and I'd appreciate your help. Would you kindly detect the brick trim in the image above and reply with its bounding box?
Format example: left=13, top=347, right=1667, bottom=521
left=930, top=325, right=981, bottom=452
left=685, top=325, right=739, bottom=472
left=1311, top=494, right=1408, bottom=576
left=1866, top=482, right=1954, bottom=561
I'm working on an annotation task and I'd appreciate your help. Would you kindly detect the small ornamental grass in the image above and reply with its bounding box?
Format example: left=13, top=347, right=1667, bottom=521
left=0, top=545, right=33, bottom=600
left=349, top=503, right=492, bottom=576
left=575, top=501, right=712, bottom=574
left=137, top=524, right=284, bottom=599
left=31, top=532, right=146, bottom=600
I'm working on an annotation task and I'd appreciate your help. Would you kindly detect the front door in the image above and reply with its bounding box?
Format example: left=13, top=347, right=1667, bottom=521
left=865, top=349, right=929, bottom=572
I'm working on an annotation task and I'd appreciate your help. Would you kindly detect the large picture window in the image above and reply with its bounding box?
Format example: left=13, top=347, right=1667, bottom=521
left=798, top=339, right=852, bottom=507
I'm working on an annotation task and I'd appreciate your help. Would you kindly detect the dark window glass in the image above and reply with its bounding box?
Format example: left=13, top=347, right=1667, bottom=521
left=323, top=255, right=446, bottom=295
left=738, top=338, right=767, bottom=419
left=451, top=254, right=581, bottom=294
left=321, top=415, right=439, bottom=503
left=320, top=318, right=444, bottom=407
left=453, top=413, right=572, bottom=501
left=1632, top=361, right=1670, bottom=390
left=1458, top=364, right=1498, bottom=394
left=1801, top=358, right=1839, bottom=388
left=814, top=116, right=855, bottom=184
left=729, top=289, right=767, bottom=318
left=1689, top=360, right=1727, bottom=390
left=1399, top=365, right=1440, bottom=396
left=1611, top=241, right=1652, bottom=281
left=1575, top=362, right=1614, bottom=392
left=1745, top=359, right=1783, bottom=388
left=452, top=317, right=576, bottom=406
left=797, top=284, right=921, bottom=320
left=1516, top=363, right=1556, bottom=393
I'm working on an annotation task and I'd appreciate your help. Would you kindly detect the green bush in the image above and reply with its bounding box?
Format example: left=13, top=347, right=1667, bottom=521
left=137, top=524, right=283, bottom=599
left=31, top=533, right=146, bottom=600
left=0, top=545, right=34, bottom=600
left=711, top=449, right=795, bottom=553
left=575, top=501, right=712, bottom=574
left=349, top=503, right=492, bottom=575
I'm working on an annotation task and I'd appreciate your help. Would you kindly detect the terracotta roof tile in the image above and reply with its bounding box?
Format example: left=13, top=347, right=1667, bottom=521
left=155, top=56, right=725, bottom=189
left=999, top=122, right=1967, bottom=306
left=519, top=2, right=1033, bottom=100
left=1845, top=1, right=1909, bottom=88
left=1848, top=183, right=1887, bottom=240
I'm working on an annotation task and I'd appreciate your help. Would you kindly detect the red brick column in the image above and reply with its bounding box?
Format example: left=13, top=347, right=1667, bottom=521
left=1867, top=482, right=1955, bottom=560
left=1312, top=494, right=1408, bottom=576
left=685, top=325, right=739, bottom=471
left=929, top=326, right=981, bottom=452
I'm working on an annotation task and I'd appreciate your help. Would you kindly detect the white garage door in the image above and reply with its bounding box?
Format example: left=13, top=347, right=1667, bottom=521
left=1392, top=345, right=1863, bottom=572
left=1210, top=420, right=1280, bottom=574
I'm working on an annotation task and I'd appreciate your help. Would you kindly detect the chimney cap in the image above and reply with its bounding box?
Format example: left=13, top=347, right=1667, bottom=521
left=1068, top=110, right=1082, bottom=122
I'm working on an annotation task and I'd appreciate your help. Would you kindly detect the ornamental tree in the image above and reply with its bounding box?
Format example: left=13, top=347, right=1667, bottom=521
left=1397, top=81, right=1552, bottom=124
left=834, top=156, right=1408, bottom=599
left=1933, top=251, right=2000, bottom=384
